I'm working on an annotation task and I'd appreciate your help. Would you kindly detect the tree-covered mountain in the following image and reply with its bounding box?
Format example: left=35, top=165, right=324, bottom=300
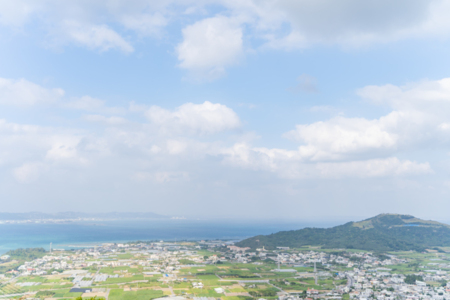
left=236, top=214, right=450, bottom=252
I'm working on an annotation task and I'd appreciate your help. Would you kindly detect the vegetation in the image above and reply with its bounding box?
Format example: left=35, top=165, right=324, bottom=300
left=109, top=288, right=163, bottom=300
left=236, top=214, right=450, bottom=251
left=36, top=290, right=55, bottom=297
left=5, top=248, right=47, bottom=261
left=248, top=289, right=278, bottom=297
left=405, top=275, right=424, bottom=284
left=0, top=248, right=47, bottom=273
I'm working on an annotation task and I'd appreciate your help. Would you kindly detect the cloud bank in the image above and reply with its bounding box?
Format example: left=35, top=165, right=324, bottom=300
left=0, top=76, right=447, bottom=218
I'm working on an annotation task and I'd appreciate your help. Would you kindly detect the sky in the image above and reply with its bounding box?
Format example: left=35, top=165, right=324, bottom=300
left=2, top=0, right=450, bottom=221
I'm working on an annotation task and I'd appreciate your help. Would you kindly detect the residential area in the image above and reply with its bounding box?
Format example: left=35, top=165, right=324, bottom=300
left=0, top=242, right=450, bottom=300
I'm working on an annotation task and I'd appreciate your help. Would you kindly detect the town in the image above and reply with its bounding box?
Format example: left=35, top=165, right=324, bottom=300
left=0, top=241, right=450, bottom=300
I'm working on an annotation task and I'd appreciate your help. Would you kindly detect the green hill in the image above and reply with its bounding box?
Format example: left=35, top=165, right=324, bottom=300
left=236, top=214, right=450, bottom=252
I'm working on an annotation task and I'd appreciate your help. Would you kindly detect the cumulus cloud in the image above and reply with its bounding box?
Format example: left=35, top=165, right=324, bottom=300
left=83, top=115, right=128, bottom=126
left=13, top=162, right=46, bottom=184
left=255, top=0, right=434, bottom=48
left=65, top=96, right=124, bottom=114
left=145, top=101, right=241, bottom=135
left=0, top=78, right=124, bottom=117
left=4, top=1, right=450, bottom=78
left=284, top=116, right=399, bottom=161
left=62, top=22, right=134, bottom=53
left=0, top=78, right=64, bottom=106
left=357, top=78, right=450, bottom=110
left=133, top=171, right=189, bottom=183
left=1, top=75, right=447, bottom=216
left=1, top=75, right=442, bottom=190
left=0, top=118, right=86, bottom=184
left=314, top=157, right=432, bottom=178
left=120, top=12, right=168, bottom=37
left=6, top=73, right=450, bottom=220
left=65, top=96, right=106, bottom=111
left=176, top=15, right=244, bottom=80
left=278, top=77, right=450, bottom=164
left=2, top=75, right=447, bottom=190
left=216, top=76, right=450, bottom=179
left=221, top=143, right=431, bottom=179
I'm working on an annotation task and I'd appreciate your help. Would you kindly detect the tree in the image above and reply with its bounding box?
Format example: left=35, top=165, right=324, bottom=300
left=404, top=275, right=423, bottom=285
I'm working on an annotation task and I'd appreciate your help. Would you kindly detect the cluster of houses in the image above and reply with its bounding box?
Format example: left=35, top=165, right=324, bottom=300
left=342, top=268, right=450, bottom=300
left=0, top=242, right=209, bottom=290
left=1, top=242, right=450, bottom=300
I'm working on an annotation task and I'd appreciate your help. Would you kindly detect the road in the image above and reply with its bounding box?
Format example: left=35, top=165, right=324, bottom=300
left=346, top=275, right=354, bottom=287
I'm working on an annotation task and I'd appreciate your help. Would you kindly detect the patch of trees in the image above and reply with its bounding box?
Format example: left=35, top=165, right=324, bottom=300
left=249, top=289, right=277, bottom=297
left=178, top=259, right=197, bottom=264
left=36, top=291, right=55, bottom=298
left=405, top=275, right=424, bottom=284
left=349, top=257, right=364, bottom=262
left=374, top=253, right=391, bottom=261
left=6, top=248, right=46, bottom=260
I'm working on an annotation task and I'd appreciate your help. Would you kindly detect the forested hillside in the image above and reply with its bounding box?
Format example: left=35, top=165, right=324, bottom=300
left=236, top=214, right=450, bottom=252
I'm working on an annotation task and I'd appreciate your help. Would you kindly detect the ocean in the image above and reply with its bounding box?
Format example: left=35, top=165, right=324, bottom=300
left=0, top=219, right=340, bottom=254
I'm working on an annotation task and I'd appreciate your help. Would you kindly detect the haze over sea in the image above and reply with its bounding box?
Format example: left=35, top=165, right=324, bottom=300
left=0, top=219, right=341, bottom=254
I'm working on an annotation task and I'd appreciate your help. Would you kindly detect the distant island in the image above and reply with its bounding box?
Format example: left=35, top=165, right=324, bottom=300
left=236, top=214, right=450, bottom=252
left=0, top=211, right=168, bottom=224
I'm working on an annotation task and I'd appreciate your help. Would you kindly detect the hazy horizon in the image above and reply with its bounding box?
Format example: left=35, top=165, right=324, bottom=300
left=1, top=211, right=450, bottom=226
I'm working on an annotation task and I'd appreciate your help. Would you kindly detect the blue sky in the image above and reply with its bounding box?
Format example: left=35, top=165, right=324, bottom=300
left=2, top=0, right=450, bottom=221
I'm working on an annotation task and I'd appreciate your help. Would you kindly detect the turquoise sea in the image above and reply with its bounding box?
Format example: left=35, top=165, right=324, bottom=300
left=0, top=219, right=340, bottom=254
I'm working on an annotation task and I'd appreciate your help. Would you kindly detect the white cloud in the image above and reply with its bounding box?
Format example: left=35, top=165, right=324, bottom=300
left=218, top=76, right=450, bottom=179
left=13, top=162, right=46, bottom=184
left=1, top=75, right=447, bottom=216
left=120, top=12, right=167, bottom=37
left=1, top=74, right=442, bottom=188
left=65, top=96, right=106, bottom=111
left=284, top=116, right=399, bottom=161
left=83, top=114, right=128, bottom=126
left=314, top=157, right=432, bottom=178
left=0, top=78, right=124, bottom=115
left=145, top=101, right=241, bottom=135
left=229, top=0, right=450, bottom=49
left=1, top=76, right=446, bottom=189
left=65, top=96, right=124, bottom=114
left=0, top=118, right=87, bottom=185
left=3, top=0, right=450, bottom=77
left=7, top=70, right=450, bottom=219
left=0, top=0, right=36, bottom=27
left=166, top=140, right=188, bottom=154
left=357, top=78, right=450, bottom=111
left=279, top=77, right=450, bottom=163
left=176, top=15, right=243, bottom=80
left=133, top=171, right=189, bottom=183
left=45, top=136, right=85, bottom=164
left=221, top=143, right=431, bottom=179
left=0, top=78, right=64, bottom=107
left=59, top=21, right=134, bottom=53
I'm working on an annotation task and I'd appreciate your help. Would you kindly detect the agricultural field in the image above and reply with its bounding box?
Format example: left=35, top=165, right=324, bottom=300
left=0, top=241, right=450, bottom=300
